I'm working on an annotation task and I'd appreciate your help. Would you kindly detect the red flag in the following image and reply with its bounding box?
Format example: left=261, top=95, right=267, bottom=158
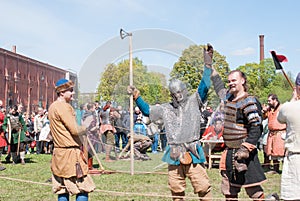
left=270, top=51, right=288, bottom=70
left=276, top=54, right=288, bottom=62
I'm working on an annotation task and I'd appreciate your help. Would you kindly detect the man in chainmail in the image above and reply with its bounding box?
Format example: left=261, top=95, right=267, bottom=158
left=127, top=44, right=215, bottom=201
left=211, top=65, right=266, bottom=199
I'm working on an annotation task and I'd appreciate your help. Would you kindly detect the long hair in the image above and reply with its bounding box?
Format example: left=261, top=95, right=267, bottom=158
left=228, top=70, right=248, bottom=92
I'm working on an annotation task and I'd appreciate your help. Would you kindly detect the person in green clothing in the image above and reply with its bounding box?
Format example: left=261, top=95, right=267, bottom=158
left=2, top=105, right=28, bottom=164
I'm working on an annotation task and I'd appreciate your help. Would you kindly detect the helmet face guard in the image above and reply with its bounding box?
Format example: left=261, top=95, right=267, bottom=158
left=169, top=79, right=188, bottom=105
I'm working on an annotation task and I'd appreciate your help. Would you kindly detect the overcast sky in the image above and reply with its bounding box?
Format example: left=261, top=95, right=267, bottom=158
left=1, top=0, right=300, bottom=92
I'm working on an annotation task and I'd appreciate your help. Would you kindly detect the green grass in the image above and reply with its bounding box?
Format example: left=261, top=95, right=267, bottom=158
left=0, top=151, right=281, bottom=200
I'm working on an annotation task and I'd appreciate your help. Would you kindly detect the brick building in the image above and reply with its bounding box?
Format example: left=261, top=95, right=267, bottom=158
left=0, top=46, right=78, bottom=113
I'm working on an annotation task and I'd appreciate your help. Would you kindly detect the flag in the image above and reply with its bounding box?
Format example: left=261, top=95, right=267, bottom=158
left=270, top=51, right=288, bottom=70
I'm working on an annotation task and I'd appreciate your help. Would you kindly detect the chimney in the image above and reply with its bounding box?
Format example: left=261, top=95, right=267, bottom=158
left=12, top=45, right=17, bottom=53
left=259, top=35, right=264, bottom=62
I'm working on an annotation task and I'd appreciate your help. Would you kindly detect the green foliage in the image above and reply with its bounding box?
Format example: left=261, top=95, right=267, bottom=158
left=237, top=58, right=293, bottom=104
left=96, top=58, right=170, bottom=107
left=170, top=44, right=229, bottom=108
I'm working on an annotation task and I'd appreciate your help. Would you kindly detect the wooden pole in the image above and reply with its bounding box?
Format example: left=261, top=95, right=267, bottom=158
left=120, top=29, right=134, bottom=175
left=281, top=69, right=294, bottom=90
left=87, top=136, right=104, bottom=171
left=129, top=35, right=134, bottom=175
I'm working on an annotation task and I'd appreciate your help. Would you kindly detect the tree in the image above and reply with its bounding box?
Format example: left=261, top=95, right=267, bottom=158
left=170, top=44, right=229, bottom=108
left=237, top=58, right=293, bottom=104
left=96, top=58, right=169, bottom=107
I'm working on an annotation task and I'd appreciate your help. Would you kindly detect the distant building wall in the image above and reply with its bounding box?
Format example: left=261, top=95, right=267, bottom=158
left=0, top=48, right=78, bottom=113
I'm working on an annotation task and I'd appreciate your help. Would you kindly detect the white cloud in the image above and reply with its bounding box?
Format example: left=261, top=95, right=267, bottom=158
left=231, top=47, right=255, bottom=56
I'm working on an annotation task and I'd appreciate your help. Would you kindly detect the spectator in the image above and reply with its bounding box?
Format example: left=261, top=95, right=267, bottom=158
left=24, top=112, right=35, bottom=154
left=147, top=121, right=160, bottom=154
left=260, top=112, right=270, bottom=171
left=99, top=101, right=120, bottom=162
left=202, top=118, right=225, bottom=153
left=81, top=102, right=98, bottom=170
left=0, top=100, right=7, bottom=170
left=2, top=105, right=28, bottom=164
left=200, top=106, right=213, bottom=137
left=114, top=106, right=128, bottom=152
left=263, top=94, right=285, bottom=174
left=34, top=107, right=48, bottom=154
left=133, top=106, right=141, bottom=122
left=133, top=114, right=152, bottom=160
left=93, top=101, right=101, bottom=153
left=159, top=126, right=167, bottom=152
left=277, top=72, right=300, bottom=200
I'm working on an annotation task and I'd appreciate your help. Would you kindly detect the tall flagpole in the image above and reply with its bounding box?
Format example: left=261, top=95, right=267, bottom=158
left=120, top=29, right=134, bottom=175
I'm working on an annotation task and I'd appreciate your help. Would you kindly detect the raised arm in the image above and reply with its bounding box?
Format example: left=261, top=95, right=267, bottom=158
left=127, top=86, right=150, bottom=117
left=204, top=43, right=227, bottom=100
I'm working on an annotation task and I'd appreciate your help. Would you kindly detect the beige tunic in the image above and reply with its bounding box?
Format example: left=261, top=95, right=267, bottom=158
left=49, top=100, right=87, bottom=177
left=48, top=100, right=95, bottom=195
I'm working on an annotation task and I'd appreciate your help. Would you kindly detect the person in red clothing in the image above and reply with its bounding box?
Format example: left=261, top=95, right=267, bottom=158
left=0, top=100, right=7, bottom=170
left=202, top=118, right=225, bottom=152
left=262, top=94, right=285, bottom=174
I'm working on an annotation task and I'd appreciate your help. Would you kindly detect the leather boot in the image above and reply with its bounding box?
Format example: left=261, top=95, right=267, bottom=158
left=273, top=160, right=280, bottom=173
left=88, top=158, right=93, bottom=170
left=256, top=193, right=264, bottom=201
left=251, top=192, right=265, bottom=201
left=171, top=191, right=185, bottom=201
left=225, top=195, right=238, bottom=201
left=11, top=152, right=18, bottom=164
left=105, top=145, right=113, bottom=162
left=198, top=190, right=212, bottom=201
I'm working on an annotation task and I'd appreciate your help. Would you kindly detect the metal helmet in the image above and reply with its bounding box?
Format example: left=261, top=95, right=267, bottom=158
left=169, top=79, right=188, bottom=106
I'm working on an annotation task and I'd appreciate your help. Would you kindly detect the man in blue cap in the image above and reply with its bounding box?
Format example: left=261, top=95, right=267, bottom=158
left=277, top=72, right=300, bottom=200
left=48, top=78, right=95, bottom=201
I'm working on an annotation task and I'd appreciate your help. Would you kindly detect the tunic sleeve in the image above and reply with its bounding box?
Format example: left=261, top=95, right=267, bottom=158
left=57, top=104, right=86, bottom=136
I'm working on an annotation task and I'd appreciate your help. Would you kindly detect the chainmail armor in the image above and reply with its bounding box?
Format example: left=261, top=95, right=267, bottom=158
left=149, top=92, right=204, bottom=145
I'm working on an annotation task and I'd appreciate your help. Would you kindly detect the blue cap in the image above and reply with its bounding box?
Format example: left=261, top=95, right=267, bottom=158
left=55, top=78, right=74, bottom=92
left=55, top=79, right=69, bottom=87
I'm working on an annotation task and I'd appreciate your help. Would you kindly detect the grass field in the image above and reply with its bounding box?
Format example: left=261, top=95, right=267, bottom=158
left=0, top=151, right=281, bottom=200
